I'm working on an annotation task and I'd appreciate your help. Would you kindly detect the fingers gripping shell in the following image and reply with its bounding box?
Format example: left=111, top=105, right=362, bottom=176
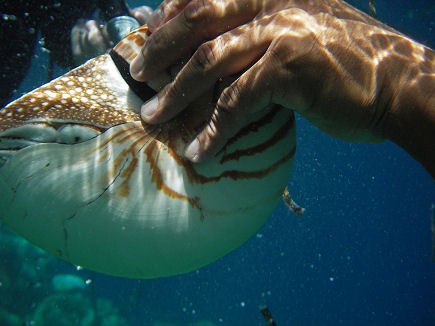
left=0, top=26, right=296, bottom=278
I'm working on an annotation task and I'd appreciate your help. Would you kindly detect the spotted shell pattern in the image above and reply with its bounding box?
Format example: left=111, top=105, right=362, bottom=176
left=0, top=26, right=296, bottom=278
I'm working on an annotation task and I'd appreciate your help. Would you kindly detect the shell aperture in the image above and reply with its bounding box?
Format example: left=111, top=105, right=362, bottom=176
left=0, top=26, right=296, bottom=278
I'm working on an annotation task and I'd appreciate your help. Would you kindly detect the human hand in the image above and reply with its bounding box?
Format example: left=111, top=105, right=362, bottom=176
left=71, top=6, right=153, bottom=66
left=130, top=5, right=154, bottom=25
left=71, top=19, right=109, bottom=66
left=130, top=0, right=434, bottom=167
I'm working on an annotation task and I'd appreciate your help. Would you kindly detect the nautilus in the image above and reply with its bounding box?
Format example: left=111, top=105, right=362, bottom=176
left=0, top=26, right=297, bottom=278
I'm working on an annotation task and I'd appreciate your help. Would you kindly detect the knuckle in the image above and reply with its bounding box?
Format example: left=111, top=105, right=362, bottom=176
left=183, top=0, right=215, bottom=28
left=194, top=120, right=222, bottom=161
left=206, top=109, right=230, bottom=144
left=269, top=12, right=289, bottom=26
left=205, top=119, right=219, bottom=140
left=145, top=31, right=166, bottom=53
left=264, top=10, right=317, bottom=67
left=267, top=45, right=285, bottom=68
left=197, top=82, right=248, bottom=157
left=218, top=83, right=242, bottom=113
left=140, top=32, right=167, bottom=64
left=213, top=84, right=245, bottom=129
left=165, top=80, right=184, bottom=101
left=268, top=37, right=300, bottom=69
left=191, top=41, right=219, bottom=72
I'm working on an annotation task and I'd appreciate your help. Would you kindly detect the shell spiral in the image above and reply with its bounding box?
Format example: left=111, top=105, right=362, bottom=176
left=0, top=26, right=296, bottom=278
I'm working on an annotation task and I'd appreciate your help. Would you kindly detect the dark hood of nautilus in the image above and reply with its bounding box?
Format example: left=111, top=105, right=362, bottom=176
left=0, top=23, right=259, bottom=156
left=109, top=49, right=157, bottom=103
left=0, top=53, right=216, bottom=154
left=0, top=27, right=297, bottom=279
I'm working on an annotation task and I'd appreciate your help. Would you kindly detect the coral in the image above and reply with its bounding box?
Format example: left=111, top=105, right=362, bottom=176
left=95, top=297, right=130, bottom=326
left=32, top=292, right=94, bottom=326
left=51, top=274, right=85, bottom=292
left=0, top=307, right=21, bottom=326
left=0, top=225, right=57, bottom=316
left=0, top=226, right=129, bottom=326
left=28, top=289, right=131, bottom=326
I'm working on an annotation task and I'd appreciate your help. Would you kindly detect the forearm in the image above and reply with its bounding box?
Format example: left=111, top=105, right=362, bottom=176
left=129, top=0, right=435, bottom=168
left=383, top=49, right=435, bottom=178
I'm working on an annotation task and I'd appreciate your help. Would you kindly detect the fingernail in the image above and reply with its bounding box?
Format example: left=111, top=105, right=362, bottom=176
left=184, top=138, right=200, bottom=162
left=130, top=54, right=144, bottom=78
left=141, top=95, right=158, bottom=120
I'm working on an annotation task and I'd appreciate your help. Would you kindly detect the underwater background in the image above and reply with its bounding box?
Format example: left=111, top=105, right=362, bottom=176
left=1, top=0, right=434, bottom=325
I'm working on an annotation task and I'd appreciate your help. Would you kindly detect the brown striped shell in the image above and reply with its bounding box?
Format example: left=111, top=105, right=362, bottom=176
left=0, top=25, right=296, bottom=278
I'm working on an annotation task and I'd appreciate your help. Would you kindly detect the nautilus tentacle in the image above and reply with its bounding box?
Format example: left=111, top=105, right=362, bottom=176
left=0, top=26, right=297, bottom=278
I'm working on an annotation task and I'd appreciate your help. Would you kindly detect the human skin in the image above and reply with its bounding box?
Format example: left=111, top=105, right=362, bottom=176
left=71, top=6, right=153, bottom=65
left=129, top=0, right=435, bottom=177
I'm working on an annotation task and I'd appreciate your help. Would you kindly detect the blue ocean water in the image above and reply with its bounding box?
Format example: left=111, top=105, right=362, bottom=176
left=2, top=1, right=434, bottom=326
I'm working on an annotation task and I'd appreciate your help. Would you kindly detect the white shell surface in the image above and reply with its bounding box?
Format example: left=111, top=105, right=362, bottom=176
left=0, top=115, right=295, bottom=278
left=0, top=30, right=297, bottom=279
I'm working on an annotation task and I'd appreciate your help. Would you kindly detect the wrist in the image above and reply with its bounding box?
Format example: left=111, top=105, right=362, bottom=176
left=382, top=57, right=435, bottom=177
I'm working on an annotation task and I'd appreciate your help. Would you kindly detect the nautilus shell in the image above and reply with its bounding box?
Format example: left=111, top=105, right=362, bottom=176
left=0, top=26, right=296, bottom=278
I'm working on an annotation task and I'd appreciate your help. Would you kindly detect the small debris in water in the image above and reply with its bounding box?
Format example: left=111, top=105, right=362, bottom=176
left=282, top=186, right=305, bottom=216
left=369, top=0, right=377, bottom=18
left=260, top=306, right=277, bottom=326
